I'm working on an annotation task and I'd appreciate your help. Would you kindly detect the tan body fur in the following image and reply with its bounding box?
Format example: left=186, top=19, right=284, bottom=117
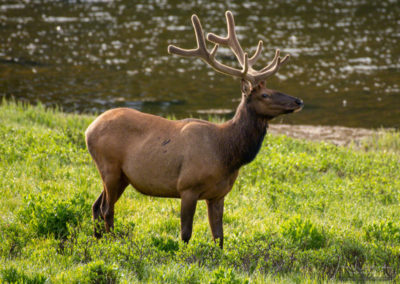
left=86, top=109, right=238, bottom=200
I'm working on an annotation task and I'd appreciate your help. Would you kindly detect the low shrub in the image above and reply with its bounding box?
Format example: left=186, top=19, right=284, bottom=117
left=151, top=235, right=179, bottom=254
left=281, top=216, right=326, bottom=250
left=176, top=239, right=223, bottom=267
left=364, top=221, right=400, bottom=244
left=0, top=222, right=28, bottom=258
left=224, top=233, right=297, bottom=274
left=18, top=192, right=89, bottom=239
left=150, top=263, right=203, bottom=283
left=209, top=267, right=249, bottom=284
left=339, top=239, right=366, bottom=277
left=1, top=266, right=46, bottom=284
left=57, top=260, right=118, bottom=283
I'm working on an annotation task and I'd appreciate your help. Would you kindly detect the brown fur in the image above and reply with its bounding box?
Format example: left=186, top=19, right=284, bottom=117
left=85, top=82, right=303, bottom=247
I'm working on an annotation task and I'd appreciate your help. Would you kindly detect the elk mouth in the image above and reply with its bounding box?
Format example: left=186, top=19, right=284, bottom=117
left=279, top=103, right=303, bottom=114
left=293, top=103, right=304, bottom=113
left=290, top=98, right=304, bottom=113
left=270, top=94, right=304, bottom=115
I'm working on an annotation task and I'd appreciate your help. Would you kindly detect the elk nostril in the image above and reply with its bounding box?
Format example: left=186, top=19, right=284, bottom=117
left=295, top=99, right=303, bottom=106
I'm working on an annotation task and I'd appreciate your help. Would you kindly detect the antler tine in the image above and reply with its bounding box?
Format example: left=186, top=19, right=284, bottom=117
left=254, top=53, right=291, bottom=82
left=242, top=52, right=249, bottom=75
left=207, top=11, right=246, bottom=66
left=168, top=14, right=249, bottom=80
left=209, top=43, right=219, bottom=58
left=280, top=54, right=290, bottom=66
left=259, top=49, right=281, bottom=73
left=191, top=15, right=208, bottom=56
left=254, top=57, right=281, bottom=82
left=167, top=45, right=197, bottom=57
left=168, top=15, right=207, bottom=58
left=248, top=40, right=263, bottom=67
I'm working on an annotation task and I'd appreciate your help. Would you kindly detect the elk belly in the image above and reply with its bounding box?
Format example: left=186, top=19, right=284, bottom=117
left=121, top=137, right=183, bottom=198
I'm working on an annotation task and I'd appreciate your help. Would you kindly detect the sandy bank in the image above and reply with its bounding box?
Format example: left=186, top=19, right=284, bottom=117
left=269, top=124, right=377, bottom=146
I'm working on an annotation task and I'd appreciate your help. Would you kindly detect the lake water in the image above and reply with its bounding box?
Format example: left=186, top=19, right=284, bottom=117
left=1, top=0, right=399, bottom=128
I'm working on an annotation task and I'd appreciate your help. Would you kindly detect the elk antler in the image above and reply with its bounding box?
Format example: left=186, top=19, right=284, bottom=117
left=168, top=11, right=290, bottom=87
left=168, top=15, right=248, bottom=80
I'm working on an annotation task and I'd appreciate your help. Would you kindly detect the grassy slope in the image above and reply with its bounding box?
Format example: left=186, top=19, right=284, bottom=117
left=0, top=100, right=399, bottom=283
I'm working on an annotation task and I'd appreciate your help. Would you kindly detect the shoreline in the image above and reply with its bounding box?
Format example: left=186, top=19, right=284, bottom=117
left=0, top=98, right=388, bottom=147
left=268, top=124, right=378, bottom=146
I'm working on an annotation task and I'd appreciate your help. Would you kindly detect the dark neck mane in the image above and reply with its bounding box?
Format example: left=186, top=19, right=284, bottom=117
left=220, top=97, right=269, bottom=170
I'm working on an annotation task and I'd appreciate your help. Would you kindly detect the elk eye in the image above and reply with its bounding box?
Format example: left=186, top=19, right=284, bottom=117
left=261, top=93, right=269, bottom=98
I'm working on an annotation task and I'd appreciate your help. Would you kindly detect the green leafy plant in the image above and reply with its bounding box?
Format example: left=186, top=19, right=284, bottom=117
left=1, top=266, right=46, bottom=284
left=18, top=192, right=89, bottom=239
left=57, top=260, right=118, bottom=284
left=151, top=235, right=179, bottom=254
left=281, top=216, right=326, bottom=250
left=209, top=267, right=248, bottom=284
left=364, top=221, right=400, bottom=243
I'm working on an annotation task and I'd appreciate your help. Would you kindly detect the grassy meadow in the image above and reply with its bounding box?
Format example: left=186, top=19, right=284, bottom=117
left=0, top=100, right=400, bottom=283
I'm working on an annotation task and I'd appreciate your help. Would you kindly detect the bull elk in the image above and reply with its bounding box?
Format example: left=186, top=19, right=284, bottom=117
left=85, top=11, right=303, bottom=248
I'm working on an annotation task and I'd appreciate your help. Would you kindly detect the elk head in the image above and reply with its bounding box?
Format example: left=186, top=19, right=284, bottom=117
left=240, top=80, right=304, bottom=119
left=168, top=11, right=303, bottom=119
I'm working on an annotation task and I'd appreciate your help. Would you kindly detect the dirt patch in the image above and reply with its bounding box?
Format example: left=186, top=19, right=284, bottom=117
left=269, top=124, right=376, bottom=146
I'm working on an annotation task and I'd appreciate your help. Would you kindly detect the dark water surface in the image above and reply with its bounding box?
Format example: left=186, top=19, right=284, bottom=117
left=1, top=0, right=399, bottom=128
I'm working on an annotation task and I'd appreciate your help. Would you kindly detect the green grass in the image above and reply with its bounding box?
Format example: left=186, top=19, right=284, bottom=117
left=1, top=99, right=399, bottom=283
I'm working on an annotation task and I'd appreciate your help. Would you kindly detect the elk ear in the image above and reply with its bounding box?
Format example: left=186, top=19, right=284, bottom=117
left=241, top=79, right=252, bottom=96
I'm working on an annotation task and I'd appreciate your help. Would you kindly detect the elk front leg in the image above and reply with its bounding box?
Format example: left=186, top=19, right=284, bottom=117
left=206, top=197, right=224, bottom=248
left=180, top=191, right=199, bottom=244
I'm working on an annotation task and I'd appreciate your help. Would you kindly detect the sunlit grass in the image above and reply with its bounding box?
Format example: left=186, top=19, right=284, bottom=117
left=1, top=100, right=399, bottom=283
left=356, top=129, right=400, bottom=153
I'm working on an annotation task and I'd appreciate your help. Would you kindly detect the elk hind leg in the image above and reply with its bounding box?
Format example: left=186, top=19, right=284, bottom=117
left=92, top=191, right=105, bottom=238
left=99, top=167, right=129, bottom=233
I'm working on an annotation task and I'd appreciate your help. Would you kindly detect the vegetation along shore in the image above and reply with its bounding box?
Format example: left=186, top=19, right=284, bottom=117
left=0, top=100, right=399, bottom=283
